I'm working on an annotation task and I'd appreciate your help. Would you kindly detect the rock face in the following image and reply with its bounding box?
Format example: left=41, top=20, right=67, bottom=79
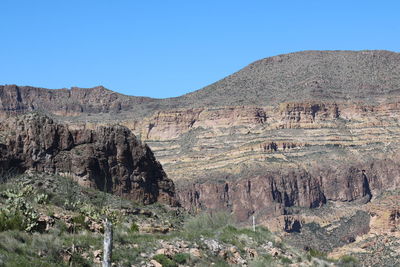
left=0, top=85, right=157, bottom=118
left=178, top=158, right=400, bottom=222
left=122, top=96, right=400, bottom=222
left=2, top=50, right=400, bottom=223
left=0, top=113, right=176, bottom=205
left=178, top=170, right=327, bottom=222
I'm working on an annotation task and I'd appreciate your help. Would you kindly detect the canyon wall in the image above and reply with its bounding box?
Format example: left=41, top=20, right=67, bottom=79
left=178, top=158, right=400, bottom=222
left=117, top=101, right=400, bottom=222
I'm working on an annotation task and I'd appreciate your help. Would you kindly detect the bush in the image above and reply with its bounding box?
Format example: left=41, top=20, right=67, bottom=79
left=280, top=256, right=293, bottom=264
left=71, top=214, right=93, bottom=232
left=72, top=214, right=86, bottom=225
left=70, top=252, right=91, bottom=267
left=219, top=225, right=271, bottom=248
left=71, top=214, right=88, bottom=230
left=308, top=248, right=327, bottom=259
left=219, top=225, right=246, bottom=248
left=153, top=254, right=177, bottom=267
left=173, top=253, right=190, bottom=264
left=0, top=184, right=40, bottom=232
left=0, top=202, right=38, bottom=232
left=183, top=212, right=234, bottom=238
left=129, top=222, right=139, bottom=233
left=0, top=211, right=25, bottom=231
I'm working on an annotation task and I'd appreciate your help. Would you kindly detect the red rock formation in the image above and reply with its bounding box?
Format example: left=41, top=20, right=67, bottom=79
left=178, top=158, right=400, bottom=222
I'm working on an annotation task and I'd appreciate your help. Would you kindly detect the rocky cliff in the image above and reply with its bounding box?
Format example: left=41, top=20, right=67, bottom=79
left=178, top=156, right=400, bottom=222
left=0, top=113, right=176, bottom=205
left=0, top=85, right=159, bottom=118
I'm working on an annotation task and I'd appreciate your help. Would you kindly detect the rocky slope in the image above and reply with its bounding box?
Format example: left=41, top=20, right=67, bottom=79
left=180, top=50, right=400, bottom=106
left=0, top=113, right=176, bottom=205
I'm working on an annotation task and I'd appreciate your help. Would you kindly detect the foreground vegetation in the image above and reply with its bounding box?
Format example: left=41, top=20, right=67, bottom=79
left=0, top=172, right=359, bottom=266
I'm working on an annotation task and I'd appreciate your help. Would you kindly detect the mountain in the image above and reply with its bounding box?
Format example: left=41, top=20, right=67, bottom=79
left=180, top=50, right=400, bottom=106
left=1, top=50, right=400, bottom=264
left=2, top=50, right=400, bottom=117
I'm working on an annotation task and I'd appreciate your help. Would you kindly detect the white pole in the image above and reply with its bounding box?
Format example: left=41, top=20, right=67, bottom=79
left=252, top=215, right=255, bottom=232
left=103, top=219, right=113, bottom=267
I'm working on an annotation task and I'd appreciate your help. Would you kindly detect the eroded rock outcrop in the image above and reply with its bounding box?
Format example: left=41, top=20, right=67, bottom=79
left=178, top=158, right=400, bottom=222
left=0, top=85, right=157, bottom=117
left=0, top=113, right=177, bottom=205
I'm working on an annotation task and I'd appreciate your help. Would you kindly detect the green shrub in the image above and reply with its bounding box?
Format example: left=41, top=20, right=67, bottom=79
left=72, top=214, right=86, bottom=225
left=129, top=222, right=139, bottom=233
left=183, top=211, right=234, bottom=238
left=0, top=184, right=40, bottom=232
left=308, top=248, right=327, bottom=259
left=71, top=214, right=90, bottom=231
left=219, top=225, right=246, bottom=248
left=219, top=225, right=271, bottom=247
left=173, top=253, right=190, bottom=264
left=112, top=246, right=139, bottom=264
left=0, top=210, right=25, bottom=231
left=280, top=256, right=293, bottom=264
left=153, top=254, right=177, bottom=267
left=70, top=252, right=91, bottom=267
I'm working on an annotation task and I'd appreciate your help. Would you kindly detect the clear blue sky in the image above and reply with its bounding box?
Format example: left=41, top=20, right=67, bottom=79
left=1, top=1, right=399, bottom=98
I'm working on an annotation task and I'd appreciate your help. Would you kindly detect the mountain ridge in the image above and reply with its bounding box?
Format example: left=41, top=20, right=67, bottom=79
left=2, top=50, right=400, bottom=119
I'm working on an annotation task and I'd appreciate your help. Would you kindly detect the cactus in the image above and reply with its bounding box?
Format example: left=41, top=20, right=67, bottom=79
left=0, top=183, right=40, bottom=232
